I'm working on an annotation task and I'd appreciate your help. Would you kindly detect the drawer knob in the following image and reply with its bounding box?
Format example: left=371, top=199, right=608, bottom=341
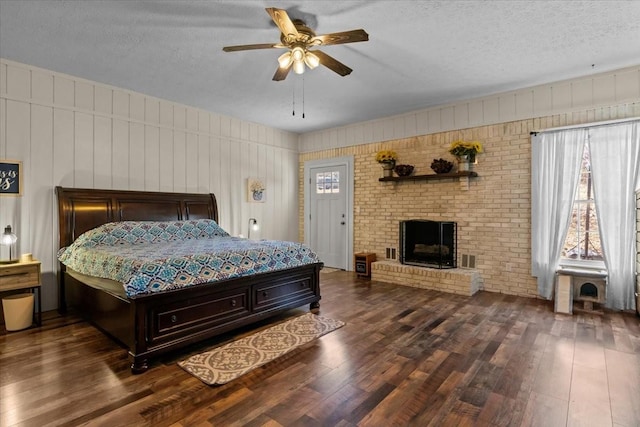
left=262, top=291, right=268, bottom=297
left=171, top=315, right=177, bottom=323
left=231, top=299, right=237, bottom=307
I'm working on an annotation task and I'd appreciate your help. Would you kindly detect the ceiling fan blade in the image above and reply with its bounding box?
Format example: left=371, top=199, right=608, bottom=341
left=310, top=29, right=369, bottom=46
left=272, top=64, right=292, bottom=81
left=222, top=43, right=285, bottom=52
left=265, top=7, right=299, bottom=39
left=312, top=50, right=353, bottom=76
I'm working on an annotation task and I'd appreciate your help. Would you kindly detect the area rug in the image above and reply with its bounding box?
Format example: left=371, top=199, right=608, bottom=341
left=320, top=267, right=341, bottom=274
left=178, top=313, right=345, bottom=385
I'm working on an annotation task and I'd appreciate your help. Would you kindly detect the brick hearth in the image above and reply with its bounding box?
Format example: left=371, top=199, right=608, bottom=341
left=371, top=260, right=482, bottom=296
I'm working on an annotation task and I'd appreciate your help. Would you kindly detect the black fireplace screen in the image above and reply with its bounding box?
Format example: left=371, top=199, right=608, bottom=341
left=399, top=220, right=457, bottom=269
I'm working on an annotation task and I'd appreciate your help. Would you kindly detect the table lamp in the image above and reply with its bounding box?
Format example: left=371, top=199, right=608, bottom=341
left=0, top=225, right=18, bottom=264
left=248, top=218, right=259, bottom=239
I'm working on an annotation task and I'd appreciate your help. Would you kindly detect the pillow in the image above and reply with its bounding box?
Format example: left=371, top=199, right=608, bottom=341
left=71, top=219, right=229, bottom=247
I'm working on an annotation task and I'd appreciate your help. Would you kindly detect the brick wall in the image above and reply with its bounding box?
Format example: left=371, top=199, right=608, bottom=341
left=299, top=113, right=637, bottom=299
left=299, top=116, right=553, bottom=298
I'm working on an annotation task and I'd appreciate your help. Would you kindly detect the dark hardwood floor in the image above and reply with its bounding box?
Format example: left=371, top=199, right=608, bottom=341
left=1, top=272, right=639, bottom=426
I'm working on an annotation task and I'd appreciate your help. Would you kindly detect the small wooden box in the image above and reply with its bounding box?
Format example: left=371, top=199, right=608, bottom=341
left=354, top=252, right=376, bottom=278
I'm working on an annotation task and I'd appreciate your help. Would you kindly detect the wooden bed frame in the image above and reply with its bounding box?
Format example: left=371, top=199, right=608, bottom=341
left=56, top=186, right=322, bottom=373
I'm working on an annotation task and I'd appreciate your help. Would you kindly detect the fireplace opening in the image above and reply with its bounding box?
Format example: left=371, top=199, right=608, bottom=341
left=399, top=220, right=457, bottom=269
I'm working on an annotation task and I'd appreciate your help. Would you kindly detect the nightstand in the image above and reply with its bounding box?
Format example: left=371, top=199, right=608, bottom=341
left=0, top=260, right=42, bottom=327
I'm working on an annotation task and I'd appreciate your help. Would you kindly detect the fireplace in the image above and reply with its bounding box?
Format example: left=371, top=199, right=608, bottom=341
left=399, top=220, right=457, bottom=269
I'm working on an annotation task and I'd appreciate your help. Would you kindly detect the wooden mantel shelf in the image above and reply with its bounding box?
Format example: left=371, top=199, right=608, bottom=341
left=378, top=171, right=478, bottom=182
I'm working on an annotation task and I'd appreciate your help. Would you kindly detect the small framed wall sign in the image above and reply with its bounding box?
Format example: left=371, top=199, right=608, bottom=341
left=0, top=160, right=22, bottom=196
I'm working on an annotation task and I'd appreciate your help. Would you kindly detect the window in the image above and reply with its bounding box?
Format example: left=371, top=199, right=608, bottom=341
left=561, top=144, right=603, bottom=262
left=315, top=171, right=340, bottom=194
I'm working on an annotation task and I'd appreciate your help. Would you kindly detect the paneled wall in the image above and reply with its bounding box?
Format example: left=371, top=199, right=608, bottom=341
left=300, top=65, right=640, bottom=152
left=0, top=58, right=300, bottom=311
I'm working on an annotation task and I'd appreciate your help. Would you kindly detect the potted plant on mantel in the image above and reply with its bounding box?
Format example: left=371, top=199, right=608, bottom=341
left=375, top=150, right=398, bottom=177
left=448, top=140, right=483, bottom=172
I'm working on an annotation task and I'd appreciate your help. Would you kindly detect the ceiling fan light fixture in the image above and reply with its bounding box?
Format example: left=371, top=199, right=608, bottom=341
left=291, top=46, right=305, bottom=62
left=293, top=59, right=305, bottom=75
left=304, top=51, right=320, bottom=69
left=277, top=51, right=293, bottom=68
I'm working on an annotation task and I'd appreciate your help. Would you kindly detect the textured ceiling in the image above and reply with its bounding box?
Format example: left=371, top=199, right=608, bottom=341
left=1, top=0, right=639, bottom=134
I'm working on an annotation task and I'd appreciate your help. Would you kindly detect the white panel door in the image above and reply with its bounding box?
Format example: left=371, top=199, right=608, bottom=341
left=309, top=165, right=347, bottom=269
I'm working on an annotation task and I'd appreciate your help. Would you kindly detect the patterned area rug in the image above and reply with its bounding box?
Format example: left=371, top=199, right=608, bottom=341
left=178, top=313, right=345, bottom=385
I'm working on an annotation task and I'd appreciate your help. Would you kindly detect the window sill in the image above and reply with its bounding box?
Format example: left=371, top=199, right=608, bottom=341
left=557, top=261, right=607, bottom=277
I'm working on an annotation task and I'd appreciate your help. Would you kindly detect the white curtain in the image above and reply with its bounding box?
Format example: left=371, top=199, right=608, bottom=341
left=531, top=130, right=586, bottom=299
left=589, top=122, right=640, bottom=310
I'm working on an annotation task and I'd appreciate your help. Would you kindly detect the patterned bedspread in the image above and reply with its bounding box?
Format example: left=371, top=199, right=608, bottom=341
left=58, top=220, right=322, bottom=297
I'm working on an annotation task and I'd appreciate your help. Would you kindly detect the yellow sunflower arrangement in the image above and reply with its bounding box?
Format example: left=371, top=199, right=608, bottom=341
left=448, top=141, right=483, bottom=162
left=375, top=150, right=398, bottom=164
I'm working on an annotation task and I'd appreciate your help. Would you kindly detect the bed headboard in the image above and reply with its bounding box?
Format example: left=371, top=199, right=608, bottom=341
left=56, top=186, right=219, bottom=249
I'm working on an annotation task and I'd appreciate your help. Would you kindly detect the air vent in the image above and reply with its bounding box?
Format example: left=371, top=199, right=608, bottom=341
left=461, top=254, right=476, bottom=269
left=385, top=247, right=397, bottom=260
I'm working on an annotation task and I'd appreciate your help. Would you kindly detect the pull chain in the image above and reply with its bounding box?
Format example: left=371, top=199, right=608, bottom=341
left=291, top=76, right=307, bottom=119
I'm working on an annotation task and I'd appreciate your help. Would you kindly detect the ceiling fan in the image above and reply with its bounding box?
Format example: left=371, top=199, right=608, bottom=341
left=222, top=7, right=369, bottom=81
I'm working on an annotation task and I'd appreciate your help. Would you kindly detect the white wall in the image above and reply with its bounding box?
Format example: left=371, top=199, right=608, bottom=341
left=0, top=58, right=300, bottom=311
left=299, top=65, right=640, bottom=151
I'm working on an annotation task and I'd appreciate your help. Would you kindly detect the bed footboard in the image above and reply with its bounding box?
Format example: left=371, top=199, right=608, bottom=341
left=65, top=263, right=322, bottom=373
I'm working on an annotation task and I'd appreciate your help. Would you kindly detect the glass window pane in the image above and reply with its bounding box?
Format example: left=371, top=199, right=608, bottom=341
left=563, top=204, right=580, bottom=259
left=316, top=173, right=324, bottom=194
left=576, top=172, right=592, bottom=200
left=577, top=202, right=588, bottom=260
left=562, top=144, right=603, bottom=263
left=576, top=145, right=592, bottom=201
left=584, top=201, right=602, bottom=260
left=315, top=171, right=341, bottom=194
